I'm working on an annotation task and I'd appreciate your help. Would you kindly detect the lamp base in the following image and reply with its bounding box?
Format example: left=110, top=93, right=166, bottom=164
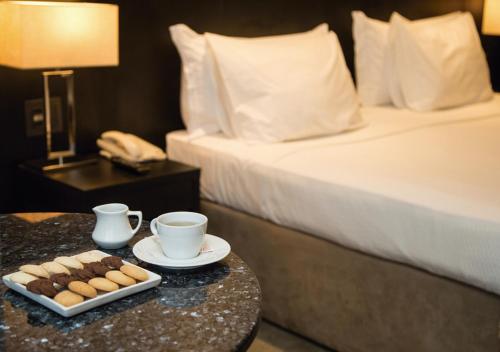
left=24, top=155, right=98, bottom=172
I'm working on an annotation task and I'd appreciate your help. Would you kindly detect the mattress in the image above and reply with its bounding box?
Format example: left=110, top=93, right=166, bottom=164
left=167, top=94, right=500, bottom=295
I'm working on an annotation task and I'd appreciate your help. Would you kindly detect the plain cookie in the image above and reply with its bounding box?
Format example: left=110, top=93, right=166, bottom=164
left=10, top=271, right=38, bottom=285
left=68, top=281, right=97, bottom=298
left=19, top=264, right=49, bottom=279
left=76, top=251, right=105, bottom=264
left=54, top=290, right=84, bottom=307
left=105, top=270, right=136, bottom=286
left=88, top=277, right=119, bottom=292
left=41, top=261, right=70, bottom=275
left=55, top=256, right=83, bottom=270
left=120, top=265, right=148, bottom=281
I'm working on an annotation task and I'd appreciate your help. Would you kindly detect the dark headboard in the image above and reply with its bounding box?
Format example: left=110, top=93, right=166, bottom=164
left=0, top=0, right=496, bottom=211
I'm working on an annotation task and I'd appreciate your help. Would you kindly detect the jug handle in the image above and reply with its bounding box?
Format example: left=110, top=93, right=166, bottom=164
left=128, top=210, right=143, bottom=236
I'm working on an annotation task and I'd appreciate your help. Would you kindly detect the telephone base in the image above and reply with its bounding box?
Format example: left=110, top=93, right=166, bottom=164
left=24, top=155, right=98, bottom=173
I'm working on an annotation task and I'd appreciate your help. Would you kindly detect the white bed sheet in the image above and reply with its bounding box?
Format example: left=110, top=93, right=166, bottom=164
left=167, top=94, right=500, bottom=294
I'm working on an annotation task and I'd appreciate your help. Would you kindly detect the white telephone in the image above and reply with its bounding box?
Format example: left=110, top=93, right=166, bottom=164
left=97, top=130, right=167, bottom=163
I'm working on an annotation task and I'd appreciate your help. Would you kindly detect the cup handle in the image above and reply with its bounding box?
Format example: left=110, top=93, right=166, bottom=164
left=128, top=210, right=143, bottom=236
left=150, top=217, right=159, bottom=236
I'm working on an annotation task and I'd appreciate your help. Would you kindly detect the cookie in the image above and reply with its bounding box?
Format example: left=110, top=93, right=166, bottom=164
left=101, top=256, right=123, bottom=269
left=83, top=262, right=111, bottom=276
left=10, top=271, right=38, bottom=285
left=41, top=261, right=70, bottom=275
left=50, top=273, right=76, bottom=287
left=88, top=277, right=119, bottom=292
left=68, top=280, right=97, bottom=298
left=76, top=251, right=105, bottom=264
left=105, top=270, right=136, bottom=286
left=19, top=264, right=49, bottom=279
left=120, top=265, right=148, bottom=281
left=70, top=269, right=95, bottom=283
left=55, top=256, right=83, bottom=270
left=26, top=279, right=58, bottom=297
left=54, top=290, right=84, bottom=307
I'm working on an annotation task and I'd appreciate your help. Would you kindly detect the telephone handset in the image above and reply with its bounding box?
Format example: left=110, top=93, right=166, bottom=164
left=96, top=130, right=167, bottom=163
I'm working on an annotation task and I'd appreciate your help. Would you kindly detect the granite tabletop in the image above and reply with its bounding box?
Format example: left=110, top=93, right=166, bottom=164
left=0, top=213, right=261, bottom=352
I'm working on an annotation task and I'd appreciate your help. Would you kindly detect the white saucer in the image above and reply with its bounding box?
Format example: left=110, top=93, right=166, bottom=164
left=133, top=234, right=231, bottom=269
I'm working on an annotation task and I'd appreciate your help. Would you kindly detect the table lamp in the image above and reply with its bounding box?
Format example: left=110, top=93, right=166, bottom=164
left=483, top=0, right=500, bottom=35
left=0, top=1, right=119, bottom=171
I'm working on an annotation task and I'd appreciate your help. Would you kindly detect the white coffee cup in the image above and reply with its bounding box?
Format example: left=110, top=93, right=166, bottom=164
left=150, top=211, right=207, bottom=259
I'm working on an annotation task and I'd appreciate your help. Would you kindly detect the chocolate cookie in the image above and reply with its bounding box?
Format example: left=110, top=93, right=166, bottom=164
left=50, top=273, right=76, bottom=287
left=70, top=269, right=95, bottom=283
left=26, top=279, right=58, bottom=297
left=101, top=256, right=123, bottom=269
left=83, top=262, right=111, bottom=276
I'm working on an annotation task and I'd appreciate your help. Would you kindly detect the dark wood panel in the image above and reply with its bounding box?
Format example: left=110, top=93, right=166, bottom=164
left=1, top=0, right=497, bottom=212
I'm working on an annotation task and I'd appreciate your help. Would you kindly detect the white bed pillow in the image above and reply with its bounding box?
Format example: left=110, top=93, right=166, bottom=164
left=388, top=12, right=493, bottom=111
left=206, top=30, right=363, bottom=143
left=169, top=24, right=328, bottom=139
left=352, top=11, right=391, bottom=106
left=351, top=11, right=406, bottom=108
left=386, top=13, right=464, bottom=109
left=170, top=24, right=227, bottom=139
left=351, top=11, right=486, bottom=110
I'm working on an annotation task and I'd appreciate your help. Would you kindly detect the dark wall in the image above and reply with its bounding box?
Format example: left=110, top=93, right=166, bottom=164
left=1, top=0, right=498, bottom=212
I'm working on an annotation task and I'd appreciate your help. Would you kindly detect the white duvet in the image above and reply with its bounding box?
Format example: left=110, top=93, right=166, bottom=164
left=167, top=95, right=500, bottom=295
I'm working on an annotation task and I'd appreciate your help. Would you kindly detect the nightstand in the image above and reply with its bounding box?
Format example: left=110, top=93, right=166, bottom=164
left=17, top=158, right=200, bottom=220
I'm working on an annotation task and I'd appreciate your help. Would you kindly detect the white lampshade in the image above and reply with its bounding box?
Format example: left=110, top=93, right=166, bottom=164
left=0, top=1, right=119, bottom=69
left=483, top=0, right=500, bottom=35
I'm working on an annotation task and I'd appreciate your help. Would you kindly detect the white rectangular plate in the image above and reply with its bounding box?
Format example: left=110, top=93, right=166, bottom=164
left=2, top=250, right=162, bottom=317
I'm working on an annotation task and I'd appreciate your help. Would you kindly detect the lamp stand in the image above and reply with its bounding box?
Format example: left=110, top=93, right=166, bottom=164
left=41, top=70, right=96, bottom=172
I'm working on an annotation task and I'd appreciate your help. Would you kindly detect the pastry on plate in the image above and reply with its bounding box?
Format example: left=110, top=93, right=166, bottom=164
left=88, top=277, right=119, bottom=292
left=106, top=270, right=136, bottom=286
left=101, top=256, right=123, bottom=269
left=83, top=262, right=111, bottom=276
left=120, top=265, right=148, bottom=281
left=26, top=279, right=58, bottom=297
left=76, top=251, right=105, bottom=264
left=41, top=261, right=71, bottom=275
left=19, top=264, right=49, bottom=279
left=10, top=271, right=38, bottom=285
left=54, top=290, right=84, bottom=307
left=70, top=269, right=95, bottom=283
left=50, top=273, right=76, bottom=287
left=54, top=256, right=83, bottom=270
left=68, top=281, right=97, bottom=298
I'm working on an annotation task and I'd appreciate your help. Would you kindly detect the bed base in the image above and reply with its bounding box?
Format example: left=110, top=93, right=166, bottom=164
left=202, top=200, right=500, bottom=352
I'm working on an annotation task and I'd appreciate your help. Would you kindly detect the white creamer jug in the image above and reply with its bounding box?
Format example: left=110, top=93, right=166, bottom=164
left=92, top=203, right=142, bottom=249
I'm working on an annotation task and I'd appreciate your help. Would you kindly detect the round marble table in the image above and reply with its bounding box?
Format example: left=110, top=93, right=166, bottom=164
left=0, top=213, right=261, bottom=351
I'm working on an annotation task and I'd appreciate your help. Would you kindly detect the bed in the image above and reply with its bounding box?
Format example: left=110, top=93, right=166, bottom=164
left=166, top=96, right=500, bottom=351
